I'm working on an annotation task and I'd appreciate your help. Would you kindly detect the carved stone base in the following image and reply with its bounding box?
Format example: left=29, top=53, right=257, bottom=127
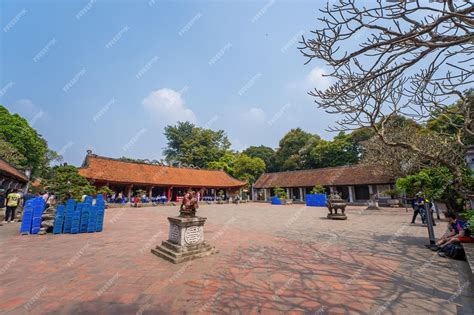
left=151, top=216, right=218, bottom=264
left=327, top=213, right=347, bottom=220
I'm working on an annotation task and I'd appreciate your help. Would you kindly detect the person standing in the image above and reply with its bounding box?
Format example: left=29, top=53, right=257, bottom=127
left=5, top=189, right=21, bottom=223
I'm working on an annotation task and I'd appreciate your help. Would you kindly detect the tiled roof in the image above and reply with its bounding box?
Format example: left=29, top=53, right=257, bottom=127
left=0, top=159, right=28, bottom=183
left=253, top=165, right=394, bottom=188
left=78, top=155, right=246, bottom=188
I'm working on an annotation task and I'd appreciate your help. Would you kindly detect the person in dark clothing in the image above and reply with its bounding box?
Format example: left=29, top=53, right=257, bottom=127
left=0, top=189, right=6, bottom=209
left=23, top=190, right=36, bottom=203
left=411, top=193, right=436, bottom=226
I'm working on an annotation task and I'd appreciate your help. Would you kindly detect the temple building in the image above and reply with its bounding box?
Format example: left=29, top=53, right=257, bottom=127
left=78, top=152, right=246, bottom=201
left=0, top=158, right=29, bottom=191
left=253, top=165, right=395, bottom=204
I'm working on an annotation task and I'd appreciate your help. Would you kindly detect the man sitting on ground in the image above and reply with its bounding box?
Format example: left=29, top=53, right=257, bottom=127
left=435, top=212, right=473, bottom=249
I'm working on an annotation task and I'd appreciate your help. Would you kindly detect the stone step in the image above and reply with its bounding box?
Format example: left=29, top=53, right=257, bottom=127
left=161, top=240, right=212, bottom=253
left=154, top=243, right=214, bottom=259
left=151, top=245, right=218, bottom=264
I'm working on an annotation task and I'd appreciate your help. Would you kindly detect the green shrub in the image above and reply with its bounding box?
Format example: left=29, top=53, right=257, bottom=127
left=310, top=185, right=326, bottom=194
left=273, top=187, right=288, bottom=199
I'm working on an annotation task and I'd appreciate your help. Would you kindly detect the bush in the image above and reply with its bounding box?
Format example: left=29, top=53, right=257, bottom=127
left=310, top=185, right=326, bottom=194
left=97, top=185, right=114, bottom=196
left=273, top=187, right=288, bottom=199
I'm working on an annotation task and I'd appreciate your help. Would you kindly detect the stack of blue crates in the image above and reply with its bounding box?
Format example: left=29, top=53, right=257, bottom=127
left=21, top=195, right=106, bottom=236
left=71, top=203, right=82, bottom=234
left=87, top=205, right=98, bottom=233
left=52, top=205, right=65, bottom=234
left=79, top=202, right=91, bottom=233
left=95, top=195, right=105, bottom=232
left=306, top=194, right=327, bottom=207
left=63, top=199, right=76, bottom=233
left=20, top=199, right=35, bottom=235
left=31, top=198, right=46, bottom=234
left=20, top=197, right=46, bottom=235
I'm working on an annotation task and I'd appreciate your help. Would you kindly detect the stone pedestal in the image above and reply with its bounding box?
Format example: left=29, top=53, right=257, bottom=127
left=151, top=216, right=218, bottom=264
left=327, top=213, right=347, bottom=220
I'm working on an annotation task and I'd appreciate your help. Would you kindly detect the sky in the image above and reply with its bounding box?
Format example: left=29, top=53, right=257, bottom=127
left=1, top=0, right=346, bottom=166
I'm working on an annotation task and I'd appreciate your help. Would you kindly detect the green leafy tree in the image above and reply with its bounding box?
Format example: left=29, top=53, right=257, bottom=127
left=207, top=153, right=265, bottom=185
left=242, top=145, right=276, bottom=172
left=233, top=154, right=265, bottom=184
left=44, top=165, right=95, bottom=203
left=274, top=128, right=315, bottom=171
left=396, top=167, right=471, bottom=212
left=164, top=122, right=230, bottom=168
left=0, top=138, right=26, bottom=167
left=0, top=105, right=49, bottom=175
left=207, top=152, right=236, bottom=174
left=310, top=132, right=359, bottom=168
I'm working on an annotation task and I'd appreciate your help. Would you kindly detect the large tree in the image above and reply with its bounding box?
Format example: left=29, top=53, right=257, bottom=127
left=274, top=128, right=316, bottom=171
left=300, top=1, right=474, bottom=198
left=242, top=145, right=276, bottom=172
left=0, top=105, right=59, bottom=176
left=207, top=152, right=265, bottom=185
left=310, top=132, right=359, bottom=168
left=163, top=122, right=230, bottom=168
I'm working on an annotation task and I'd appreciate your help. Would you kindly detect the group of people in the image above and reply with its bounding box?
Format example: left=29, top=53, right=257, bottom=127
left=0, top=188, right=55, bottom=224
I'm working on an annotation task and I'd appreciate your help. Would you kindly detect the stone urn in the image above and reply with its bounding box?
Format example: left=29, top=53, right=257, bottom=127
left=326, top=194, right=347, bottom=220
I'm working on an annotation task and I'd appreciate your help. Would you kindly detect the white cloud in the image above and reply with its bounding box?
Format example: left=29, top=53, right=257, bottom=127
left=15, top=98, right=37, bottom=112
left=143, top=88, right=196, bottom=124
left=306, top=67, right=332, bottom=90
left=242, top=107, right=265, bottom=122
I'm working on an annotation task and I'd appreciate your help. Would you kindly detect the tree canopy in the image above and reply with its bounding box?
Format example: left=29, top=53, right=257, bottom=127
left=242, top=145, right=276, bottom=172
left=0, top=105, right=60, bottom=176
left=163, top=122, right=230, bottom=168
left=44, top=165, right=95, bottom=202
left=301, top=1, right=474, bottom=198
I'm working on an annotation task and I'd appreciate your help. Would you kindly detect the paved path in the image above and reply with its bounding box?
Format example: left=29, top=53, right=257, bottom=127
left=0, top=204, right=473, bottom=314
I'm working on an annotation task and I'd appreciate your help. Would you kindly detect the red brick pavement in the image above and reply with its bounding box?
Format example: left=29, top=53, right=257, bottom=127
left=0, top=204, right=472, bottom=314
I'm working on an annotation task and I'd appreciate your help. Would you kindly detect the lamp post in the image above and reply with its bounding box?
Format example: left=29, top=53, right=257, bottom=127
left=23, top=167, right=32, bottom=194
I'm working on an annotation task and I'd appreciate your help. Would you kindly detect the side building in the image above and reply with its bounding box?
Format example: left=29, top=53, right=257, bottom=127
left=253, top=165, right=395, bottom=204
left=0, top=159, right=29, bottom=191
left=78, top=152, right=246, bottom=201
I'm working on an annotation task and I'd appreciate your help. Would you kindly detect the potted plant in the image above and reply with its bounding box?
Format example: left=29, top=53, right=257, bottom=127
left=381, top=189, right=401, bottom=207
left=272, top=187, right=289, bottom=205
left=306, top=185, right=327, bottom=207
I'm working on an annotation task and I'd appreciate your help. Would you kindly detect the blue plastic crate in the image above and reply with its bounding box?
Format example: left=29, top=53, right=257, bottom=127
left=95, top=204, right=105, bottom=232
left=63, top=199, right=76, bottom=233
left=87, top=205, right=98, bottom=233
left=84, top=196, right=93, bottom=205
left=53, top=205, right=65, bottom=234
left=71, top=203, right=83, bottom=234
left=80, top=203, right=90, bottom=233
left=306, top=194, right=327, bottom=207
left=271, top=196, right=282, bottom=205
left=20, top=203, right=34, bottom=235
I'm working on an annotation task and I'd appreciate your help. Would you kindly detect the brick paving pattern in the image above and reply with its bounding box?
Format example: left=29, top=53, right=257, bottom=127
left=1, top=203, right=473, bottom=314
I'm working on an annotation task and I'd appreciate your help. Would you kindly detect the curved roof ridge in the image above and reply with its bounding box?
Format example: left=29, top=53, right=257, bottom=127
left=88, top=154, right=236, bottom=173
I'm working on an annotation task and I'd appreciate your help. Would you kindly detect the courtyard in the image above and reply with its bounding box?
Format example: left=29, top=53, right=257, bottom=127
left=1, top=203, right=473, bottom=314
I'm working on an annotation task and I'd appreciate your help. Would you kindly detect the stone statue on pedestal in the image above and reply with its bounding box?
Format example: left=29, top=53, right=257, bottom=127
left=152, top=190, right=218, bottom=263
left=180, top=191, right=199, bottom=217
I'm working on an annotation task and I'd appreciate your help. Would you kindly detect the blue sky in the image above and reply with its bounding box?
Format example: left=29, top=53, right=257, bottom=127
left=1, top=0, right=342, bottom=166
